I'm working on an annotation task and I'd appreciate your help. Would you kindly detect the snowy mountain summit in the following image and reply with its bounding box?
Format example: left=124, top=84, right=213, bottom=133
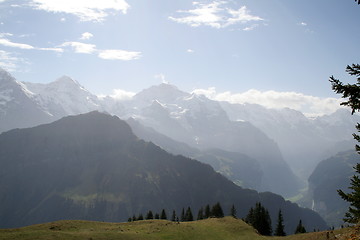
left=0, top=69, right=357, bottom=197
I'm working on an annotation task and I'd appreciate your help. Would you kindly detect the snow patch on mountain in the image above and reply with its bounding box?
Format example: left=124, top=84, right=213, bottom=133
left=23, top=76, right=101, bottom=117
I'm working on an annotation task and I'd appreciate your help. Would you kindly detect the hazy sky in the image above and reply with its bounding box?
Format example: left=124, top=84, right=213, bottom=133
left=0, top=0, right=359, bottom=115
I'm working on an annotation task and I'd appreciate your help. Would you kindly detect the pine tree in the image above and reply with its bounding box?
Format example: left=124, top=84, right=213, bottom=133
left=211, top=202, right=224, bottom=218
left=330, top=64, right=360, bottom=223
left=146, top=210, right=154, bottom=220
left=245, top=202, right=272, bottom=236
left=160, top=209, right=167, bottom=220
left=154, top=213, right=160, bottom=219
left=245, top=207, right=254, bottom=224
left=132, top=215, right=137, bottom=221
left=274, top=210, right=286, bottom=236
left=185, top=207, right=194, bottom=221
left=181, top=208, right=185, bottom=222
left=294, top=219, right=306, bottom=234
left=197, top=207, right=204, bottom=220
left=230, top=204, right=237, bottom=218
left=205, top=204, right=211, bottom=218
left=171, top=210, right=176, bottom=222
left=137, top=214, right=144, bottom=220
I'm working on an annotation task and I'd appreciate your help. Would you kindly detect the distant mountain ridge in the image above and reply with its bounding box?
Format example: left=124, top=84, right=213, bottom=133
left=298, top=150, right=358, bottom=227
left=0, top=68, right=357, bottom=197
left=0, top=111, right=327, bottom=233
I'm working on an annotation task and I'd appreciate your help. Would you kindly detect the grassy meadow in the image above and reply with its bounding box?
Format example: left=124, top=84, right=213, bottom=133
left=0, top=217, right=357, bottom=240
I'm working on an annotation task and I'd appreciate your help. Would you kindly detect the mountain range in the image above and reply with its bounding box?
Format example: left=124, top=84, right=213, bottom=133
left=297, top=150, right=357, bottom=227
left=0, top=68, right=358, bottom=198
left=0, top=111, right=327, bottom=233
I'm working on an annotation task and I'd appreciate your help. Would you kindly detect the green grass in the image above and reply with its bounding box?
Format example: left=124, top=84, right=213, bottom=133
left=0, top=217, right=356, bottom=240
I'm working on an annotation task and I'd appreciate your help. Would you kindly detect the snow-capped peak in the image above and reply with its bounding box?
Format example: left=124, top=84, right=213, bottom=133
left=134, top=83, right=190, bottom=103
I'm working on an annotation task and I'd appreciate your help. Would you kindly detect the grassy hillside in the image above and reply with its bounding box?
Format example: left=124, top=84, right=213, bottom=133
left=0, top=217, right=356, bottom=240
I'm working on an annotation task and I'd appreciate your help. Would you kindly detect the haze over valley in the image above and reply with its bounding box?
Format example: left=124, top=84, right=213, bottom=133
left=0, top=0, right=359, bottom=238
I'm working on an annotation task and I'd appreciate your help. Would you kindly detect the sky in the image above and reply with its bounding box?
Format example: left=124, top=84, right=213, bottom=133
left=0, top=0, right=359, bottom=116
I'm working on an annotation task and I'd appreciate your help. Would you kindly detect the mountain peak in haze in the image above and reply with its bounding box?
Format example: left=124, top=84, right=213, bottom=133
left=134, top=83, right=190, bottom=103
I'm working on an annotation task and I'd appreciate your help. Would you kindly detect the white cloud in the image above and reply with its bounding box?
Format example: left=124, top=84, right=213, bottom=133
left=154, top=73, right=168, bottom=84
left=187, top=49, right=195, bottom=53
left=0, top=36, right=63, bottom=53
left=243, top=24, right=259, bottom=31
left=60, top=41, right=142, bottom=61
left=80, top=32, right=94, bottom=40
left=0, top=38, right=34, bottom=49
left=98, top=49, right=141, bottom=61
left=60, top=41, right=96, bottom=54
left=28, top=0, right=130, bottom=22
left=109, top=89, right=135, bottom=100
left=38, top=47, right=63, bottom=53
left=169, top=1, right=263, bottom=29
left=299, top=22, right=307, bottom=26
left=0, top=50, right=28, bottom=72
left=192, top=87, right=343, bottom=117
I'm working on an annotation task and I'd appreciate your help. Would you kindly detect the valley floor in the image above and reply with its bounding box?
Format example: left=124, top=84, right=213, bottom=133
left=0, top=217, right=357, bottom=240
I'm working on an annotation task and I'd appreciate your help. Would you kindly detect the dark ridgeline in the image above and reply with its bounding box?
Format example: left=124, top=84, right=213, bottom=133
left=0, top=111, right=327, bottom=233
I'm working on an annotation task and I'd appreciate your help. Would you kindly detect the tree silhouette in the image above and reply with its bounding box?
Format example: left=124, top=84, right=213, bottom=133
left=160, top=209, right=167, bottom=220
left=230, top=204, right=237, bottom=218
left=245, top=202, right=272, bottom=236
left=185, top=207, right=194, bottom=221
left=181, top=208, right=185, bottom=222
left=197, top=207, right=204, bottom=220
left=205, top=204, right=211, bottom=218
left=274, top=210, right=286, bottom=236
left=294, top=219, right=306, bottom=234
left=171, top=210, right=176, bottom=222
left=330, top=64, right=360, bottom=223
left=146, top=210, right=154, bottom=220
left=211, top=202, right=224, bottom=218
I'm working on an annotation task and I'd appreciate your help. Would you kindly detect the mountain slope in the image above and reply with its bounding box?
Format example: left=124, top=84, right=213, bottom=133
left=23, top=76, right=100, bottom=118
left=127, top=117, right=263, bottom=190
left=0, top=112, right=326, bottom=233
left=304, top=150, right=357, bottom=227
left=220, top=102, right=358, bottom=179
left=0, top=68, right=54, bottom=132
left=126, top=84, right=301, bottom=197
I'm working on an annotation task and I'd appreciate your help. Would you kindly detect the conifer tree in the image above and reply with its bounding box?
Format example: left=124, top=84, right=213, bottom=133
left=245, top=207, right=254, bottom=224
left=211, top=202, right=224, bottom=218
left=160, top=209, right=167, bottom=220
left=171, top=210, right=176, bottom=222
left=245, top=202, right=272, bottom=236
left=230, top=204, right=237, bottom=218
left=330, top=64, right=360, bottom=223
left=294, top=219, right=306, bottom=234
left=274, top=210, right=286, bottom=236
left=146, top=210, right=154, bottom=220
left=205, top=204, right=211, bottom=218
left=138, top=214, right=144, bottom=220
left=185, top=207, right=194, bottom=221
left=154, top=213, right=160, bottom=219
left=181, top=208, right=185, bottom=222
left=132, top=215, right=137, bottom=221
left=197, top=207, right=204, bottom=220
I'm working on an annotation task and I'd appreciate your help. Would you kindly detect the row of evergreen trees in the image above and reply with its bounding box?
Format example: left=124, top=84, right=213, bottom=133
left=128, top=202, right=227, bottom=222
left=128, top=202, right=307, bottom=236
left=244, top=202, right=306, bottom=236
